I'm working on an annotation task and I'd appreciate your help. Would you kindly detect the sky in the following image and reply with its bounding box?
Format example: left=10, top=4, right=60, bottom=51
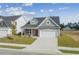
left=0, top=3, right=79, bottom=24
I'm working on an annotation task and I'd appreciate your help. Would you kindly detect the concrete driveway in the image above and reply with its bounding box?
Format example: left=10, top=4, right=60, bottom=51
left=23, top=37, right=61, bottom=55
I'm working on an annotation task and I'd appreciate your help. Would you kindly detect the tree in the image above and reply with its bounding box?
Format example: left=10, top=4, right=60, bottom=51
left=11, top=21, right=16, bottom=35
left=73, top=22, right=79, bottom=30
left=7, top=21, right=16, bottom=40
left=60, top=23, right=65, bottom=31
left=67, top=22, right=79, bottom=30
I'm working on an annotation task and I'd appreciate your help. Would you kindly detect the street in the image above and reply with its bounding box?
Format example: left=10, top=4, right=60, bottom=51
left=0, top=48, right=51, bottom=55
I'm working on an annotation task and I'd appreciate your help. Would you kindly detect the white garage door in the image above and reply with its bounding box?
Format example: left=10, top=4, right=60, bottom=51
left=39, top=29, right=56, bottom=38
left=0, top=30, right=8, bottom=38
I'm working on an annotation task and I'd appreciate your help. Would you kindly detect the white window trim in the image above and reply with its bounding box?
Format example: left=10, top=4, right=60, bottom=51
left=45, top=20, right=51, bottom=25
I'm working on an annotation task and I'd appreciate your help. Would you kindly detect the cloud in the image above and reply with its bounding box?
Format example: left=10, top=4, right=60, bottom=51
left=0, top=5, right=2, bottom=8
left=52, top=3, right=57, bottom=5
left=75, top=14, right=79, bottom=17
left=48, top=9, right=54, bottom=12
left=5, top=7, right=22, bottom=12
left=40, top=9, right=54, bottom=13
left=5, top=5, right=9, bottom=7
left=0, top=11, right=3, bottom=16
left=0, top=7, right=35, bottom=16
left=40, top=9, right=44, bottom=13
left=40, top=9, right=48, bottom=13
left=59, top=7, right=68, bottom=10
left=22, top=3, right=33, bottom=6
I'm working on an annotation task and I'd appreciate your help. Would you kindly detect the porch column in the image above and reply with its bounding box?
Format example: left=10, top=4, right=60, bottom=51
left=24, top=29, right=26, bottom=36
left=21, top=29, right=25, bottom=36
left=21, top=30, right=23, bottom=37
left=28, top=29, right=31, bottom=37
left=31, top=29, right=33, bottom=37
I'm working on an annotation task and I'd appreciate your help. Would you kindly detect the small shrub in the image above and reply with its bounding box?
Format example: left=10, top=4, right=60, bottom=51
left=7, top=36, right=13, bottom=40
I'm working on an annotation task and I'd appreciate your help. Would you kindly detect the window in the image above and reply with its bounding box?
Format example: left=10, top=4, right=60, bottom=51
left=47, top=21, right=50, bottom=24
left=1, top=22, right=3, bottom=25
left=0, top=22, right=4, bottom=26
left=11, top=21, right=17, bottom=25
left=46, top=20, right=51, bottom=25
left=0, top=18, right=3, bottom=25
left=30, top=19, right=38, bottom=25
left=0, top=18, right=3, bottom=22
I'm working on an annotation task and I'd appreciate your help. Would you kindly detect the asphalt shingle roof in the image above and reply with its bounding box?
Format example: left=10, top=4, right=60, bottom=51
left=50, top=16, right=60, bottom=25
left=22, top=17, right=45, bottom=28
left=0, top=15, right=21, bottom=27
left=22, top=16, right=60, bottom=29
left=0, top=21, right=7, bottom=27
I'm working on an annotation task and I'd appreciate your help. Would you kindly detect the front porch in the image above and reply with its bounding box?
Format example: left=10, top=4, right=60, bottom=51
left=22, top=29, right=39, bottom=37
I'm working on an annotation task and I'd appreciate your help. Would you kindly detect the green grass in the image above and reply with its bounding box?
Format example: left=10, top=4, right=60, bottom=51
left=60, top=50, right=79, bottom=54
left=58, top=34, right=79, bottom=48
left=0, top=45, right=25, bottom=49
left=0, top=35, right=36, bottom=45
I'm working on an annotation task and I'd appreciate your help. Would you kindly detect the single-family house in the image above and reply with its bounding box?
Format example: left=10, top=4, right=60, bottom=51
left=22, top=16, right=60, bottom=54
left=0, top=15, right=26, bottom=38
left=22, top=16, right=60, bottom=38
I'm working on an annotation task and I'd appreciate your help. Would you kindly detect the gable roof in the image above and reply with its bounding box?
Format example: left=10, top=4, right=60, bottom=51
left=22, top=16, right=60, bottom=29
left=0, top=21, right=7, bottom=27
left=50, top=16, right=60, bottom=25
left=22, top=17, right=45, bottom=29
left=0, top=15, right=21, bottom=27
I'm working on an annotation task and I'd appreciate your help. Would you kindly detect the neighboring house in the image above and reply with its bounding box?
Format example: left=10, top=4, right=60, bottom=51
left=63, top=26, right=76, bottom=31
left=63, top=26, right=71, bottom=31
left=0, top=15, right=26, bottom=38
left=22, top=16, right=60, bottom=38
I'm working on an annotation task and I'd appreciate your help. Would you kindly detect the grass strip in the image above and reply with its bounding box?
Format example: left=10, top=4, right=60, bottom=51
left=0, top=45, right=25, bottom=49
left=60, top=50, right=79, bottom=54
left=0, top=35, right=36, bottom=45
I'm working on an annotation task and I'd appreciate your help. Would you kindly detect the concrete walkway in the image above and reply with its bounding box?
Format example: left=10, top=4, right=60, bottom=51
left=59, top=46, right=79, bottom=51
left=0, top=43, right=28, bottom=47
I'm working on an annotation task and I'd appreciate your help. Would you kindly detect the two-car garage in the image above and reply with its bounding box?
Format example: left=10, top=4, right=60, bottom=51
left=39, top=29, right=58, bottom=49
left=0, top=30, right=8, bottom=38
left=0, top=28, right=11, bottom=38
left=39, top=29, right=57, bottom=39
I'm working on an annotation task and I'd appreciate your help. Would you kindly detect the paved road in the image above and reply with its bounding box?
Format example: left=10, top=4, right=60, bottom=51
left=0, top=48, right=53, bottom=55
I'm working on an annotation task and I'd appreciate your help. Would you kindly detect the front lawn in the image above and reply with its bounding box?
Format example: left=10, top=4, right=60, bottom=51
left=0, top=35, right=36, bottom=45
left=0, top=45, right=25, bottom=49
left=58, top=33, right=79, bottom=48
left=60, top=50, right=79, bottom=54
